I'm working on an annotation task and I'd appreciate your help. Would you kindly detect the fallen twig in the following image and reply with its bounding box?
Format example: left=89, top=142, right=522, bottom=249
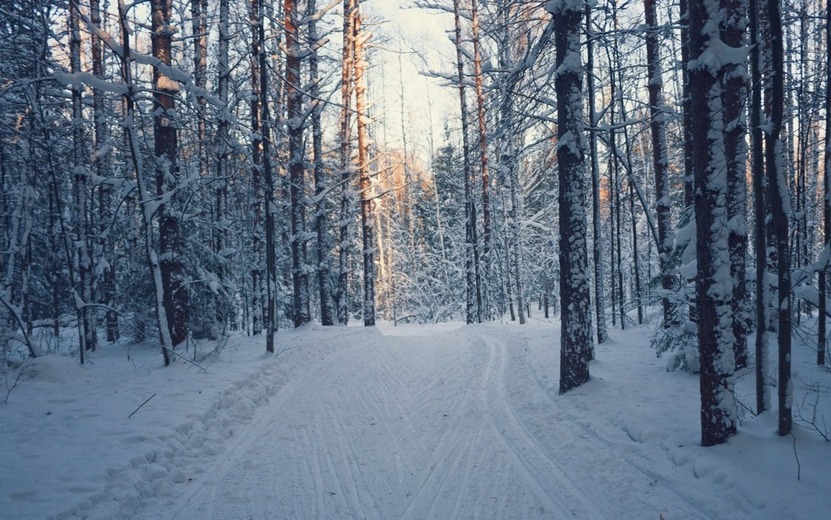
left=128, top=393, right=156, bottom=419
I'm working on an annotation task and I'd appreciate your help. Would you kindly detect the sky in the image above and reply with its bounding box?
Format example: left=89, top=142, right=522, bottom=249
left=364, top=0, right=459, bottom=165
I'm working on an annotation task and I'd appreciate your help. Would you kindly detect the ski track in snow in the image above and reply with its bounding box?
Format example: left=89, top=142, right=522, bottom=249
left=47, top=324, right=724, bottom=520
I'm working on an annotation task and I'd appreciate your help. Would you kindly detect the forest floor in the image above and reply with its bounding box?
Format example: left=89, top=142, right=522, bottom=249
left=1, top=314, right=829, bottom=519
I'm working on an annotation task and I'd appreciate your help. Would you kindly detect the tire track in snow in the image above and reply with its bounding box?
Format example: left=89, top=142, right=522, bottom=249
left=476, top=333, right=606, bottom=519
left=497, top=327, right=723, bottom=520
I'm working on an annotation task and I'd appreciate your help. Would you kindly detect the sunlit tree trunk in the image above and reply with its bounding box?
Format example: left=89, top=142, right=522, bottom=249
left=353, top=0, right=375, bottom=326
left=337, top=0, right=355, bottom=325
left=471, top=0, right=491, bottom=319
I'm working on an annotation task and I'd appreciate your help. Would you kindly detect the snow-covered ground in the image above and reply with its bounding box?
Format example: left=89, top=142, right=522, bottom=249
left=1, top=317, right=828, bottom=519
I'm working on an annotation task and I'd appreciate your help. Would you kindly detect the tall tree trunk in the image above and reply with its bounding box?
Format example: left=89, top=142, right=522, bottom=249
left=259, top=0, right=277, bottom=351
left=680, top=0, right=698, bottom=326
left=90, top=0, right=118, bottom=343
left=550, top=1, right=592, bottom=394
left=337, top=0, right=355, bottom=325
left=250, top=0, right=263, bottom=335
left=309, top=0, right=333, bottom=326
left=69, top=0, right=95, bottom=358
left=119, top=2, right=174, bottom=364
left=765, top=0, right=790, bottom=437
left=151, top=0, right=188, bottom=347
left=193, top=0, right=208, bottom=179
left=453, top=0, right=480, bottom=324
left=819, top=0, right=830, bottom=367
left=724, top=0, right=750, bottom=370
left=749, top=0, right=770, bottom=413
left=585, top=3, right=607, bottom=343
left=689, top=0, right=738, bottom=447
left=471, top=0, right=491, bottom=320
left=644, top=0, right=677, bottom=330
left=353, top=0, right=375, bottom=327
left=215, top=0, right=231, bottom=329
left=285, top=0, right=310, bottom=327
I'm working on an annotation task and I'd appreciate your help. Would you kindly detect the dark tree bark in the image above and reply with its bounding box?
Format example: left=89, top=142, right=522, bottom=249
left=259, top=0, right=277, bottom=351
left=689, top=0, right=738, bottom=447
left=551, top=1, right=592, bottom=394
left=645, top=0, right=678, bottom=330
left=749, top=0, right=770, bottom=414
left=820, top=0, right=831, bottom=367
left=214, top=0, right=230, bottom=327
left=250, top=0, right=263, bottom=336
left=723, top=0, right=750, bottom=370
left=308, top=0, right=334, bottom=326
left=285, top=0, right=310, bottom=327
left=151, top=0, right=188, bottom=347
left=585, top=3, right=607, bottom=344
left=471, top=0, right=492, bottom=319
left=90, top=0, right=119, bottom=343
left=336, top=0, right=355, bottom=326
left=765, top=0, right=790, bottom=437
left=453, top=0, right=480, bottom=324
left=119, top=1, right=174, bottom=364
left=353, top=0, right=375, bottom=327
left=69, top=0, right=95, bottom=359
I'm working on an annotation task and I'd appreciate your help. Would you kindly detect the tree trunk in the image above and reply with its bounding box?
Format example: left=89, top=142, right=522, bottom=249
left=689, top=0, right=738, bottom=447
left=151, top=0, right=188, bottom=347
left=309, top=0, right=333, bottom=326
left=551, top=1, right=592, bottom=394
left=353, top=0, right=375, bottom=327
left=285, top=0, right=310, bottom=327
left=820, top=0, right=830, bottom=367
left=453, top=0, right=480, bottom=324
left=585, top=3, right=607, bottom=343
left=69, top=0, right=95, bottom=359
left=765, top=0, right=791, bottom=437
left=250, top=0, right=263, bottom=336
left=337, top=0, right=356, bottom=325
left=119, top=2, right=174, bottom=365
left=723, top=0, right=750, bottom=370
left=471, top=0, right=491, bottom=320
left=215, top=0, right=231, bottom=330
left=259, top=0, right=277, bottom=351
left=644, top=0, right=677, bottom=330
left=90, top=0, right=119, bottom=343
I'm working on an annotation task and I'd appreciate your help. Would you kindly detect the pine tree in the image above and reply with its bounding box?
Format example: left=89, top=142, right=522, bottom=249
left=550, top=0, right=592, bottom=394
left=689, top=0, right=738, bottom=446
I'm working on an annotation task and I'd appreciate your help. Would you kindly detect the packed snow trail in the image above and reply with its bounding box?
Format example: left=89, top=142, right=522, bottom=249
left=130, top=324, right=718, bottom=520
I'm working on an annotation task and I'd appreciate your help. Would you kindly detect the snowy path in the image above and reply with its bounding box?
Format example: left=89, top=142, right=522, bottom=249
left=134, top=325, right=715, bottom=520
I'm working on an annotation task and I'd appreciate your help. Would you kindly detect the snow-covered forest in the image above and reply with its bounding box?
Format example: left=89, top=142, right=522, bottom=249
left=1, top=0, right=830, bottom=518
